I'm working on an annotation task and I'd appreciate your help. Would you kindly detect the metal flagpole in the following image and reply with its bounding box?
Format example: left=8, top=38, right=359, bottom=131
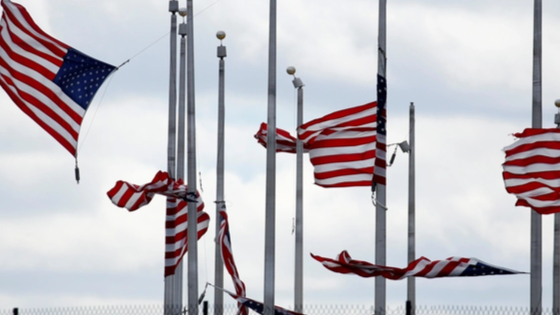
left=555, top=211, right=560, bottom=315
left=554, top=99, right=560, bottom=315
left=264, top=0, right=277, bottom=313
left=175, top=10, right=188, bottom=311
left=375, top=0, right=387, bottom=313
left=531, top=0, right=542, bottom=314
left=214, top=30, right=227, bottom=315
left=406, top=103, right=415, bottom=315
left=287, top=66, right=304, bottom=313
left=164, top=1, right=179, bottom=313
left=185, top=0, right=199, bottom=313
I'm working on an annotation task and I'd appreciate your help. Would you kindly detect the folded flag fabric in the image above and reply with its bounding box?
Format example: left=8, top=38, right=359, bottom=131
left=217, top=202, right=247, bottom=315
left=219, top=285, right=305, bottom=315
left=502, top=128, right=560, bottom=214
left=254, top=122, right=308, bottom=153
left=311, top=250, right=526, bottom=280
left=165, top=195, right=209, bottom=276
left=0, top=0, right=116, bottom=156
left=107, top=171, right=197, bottom=211
left=297, top=102, right=377, bottom=188
left=107, top=171, right=209, bottom=276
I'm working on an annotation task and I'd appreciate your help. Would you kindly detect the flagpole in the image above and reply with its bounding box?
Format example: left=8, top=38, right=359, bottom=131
left=375, top=0, right=387, bottom=313
left=164, top=1, right=179, bottom=313
left=287, top=66, right=305, bottom=313
left=264, top=0, right=277, bottom=313
left=531, top=0, right=542, bottom=314
left=555, top=213, right=560, bottom=315
left=553, top=99, right=560, bottom=315
left=175, top=11, right=188, bottom=311
left=406, top=102, right=415, bottom=315
left=214, top=30, right=227, bottom=315
left=186, top=0, right=199, bottom=313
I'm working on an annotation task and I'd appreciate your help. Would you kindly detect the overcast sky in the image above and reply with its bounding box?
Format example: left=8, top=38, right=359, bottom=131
left=2, top=0, right=560, bottom=312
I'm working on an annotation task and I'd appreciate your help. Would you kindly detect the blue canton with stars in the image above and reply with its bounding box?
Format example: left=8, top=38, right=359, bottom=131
left=460, top=261, right=519, bottom=277
left=376, top=74, right=387, bottom=136
left=237, top=296, right=303, bottom=315
left=52, top=48, right=116, bottom=110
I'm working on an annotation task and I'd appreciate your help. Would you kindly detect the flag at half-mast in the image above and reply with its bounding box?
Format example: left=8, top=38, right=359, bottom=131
left=311, top=250, right=526, bottom=279
left=106, top=171, right=210, bottom=276
left=0, top=0, right=116, bottom=157
left=502, top=128, right=560, bottom=214
left=255, top=103, right=377, bottom=188
left=217, top=202, right=247, bottom=315
left=164, top=193, right=208, bottom=276
left=297, top=102, right=377, bottom=188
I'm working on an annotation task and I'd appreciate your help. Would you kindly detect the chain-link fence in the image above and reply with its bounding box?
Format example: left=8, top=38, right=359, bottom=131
left=0, top=305, right=556, bottom=315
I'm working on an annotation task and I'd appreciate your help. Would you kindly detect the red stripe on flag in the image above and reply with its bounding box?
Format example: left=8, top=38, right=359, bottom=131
left=502, top=128, right=560, bottom=214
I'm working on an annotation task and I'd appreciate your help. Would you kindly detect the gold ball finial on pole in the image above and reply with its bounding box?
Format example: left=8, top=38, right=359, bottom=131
left=286, top=66, right=296, bottom=76
left=216, top=31, right=227, bottom=57
left=554, top=100, right=560, bottom=126
left=286, top=66, right=304, bottom=88
left=178, top=7, right=187, bottom=23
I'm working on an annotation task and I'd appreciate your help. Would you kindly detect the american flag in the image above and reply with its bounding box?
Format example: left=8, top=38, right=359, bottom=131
left=297, top=102, right=377, bottom=188
left=373, top=74, right=387, bottom=187
left=0, top=0, right=115, bottom=156
left=217, top=203, right=247, bottom=315
left=254, top=122, right=308, bottom=153
left=502, top=128, right=560, bottom=214
left=106, top=171, right=210, bottom=276
left=311, top=251, right=526, bottom=280
left=165, top=194, right=208, bottom=276
left=220, top=286, right=305, bottom=315
left=106, top=171, right=197, bottom=211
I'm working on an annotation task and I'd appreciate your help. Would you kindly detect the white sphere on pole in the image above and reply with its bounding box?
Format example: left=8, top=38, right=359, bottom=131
left=286, top=66, right=296, bottom=75
left=555, top=99, right=560, bottom=108
left=216, top=31, right=226, bottom=40
left=178, top=8, right=187, bottom=17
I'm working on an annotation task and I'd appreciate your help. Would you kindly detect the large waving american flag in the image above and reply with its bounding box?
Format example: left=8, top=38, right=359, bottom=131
left=106, top=171, right=210, bottom=276
left=217, top=202, right=247, bottom=315
left=297, top=102, right=377, bottom=188
left=0, top=0, right=115, bottom=156
left=502, top=128, right=560, bottom=214
left=311, top=251, right=526, bottom=279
